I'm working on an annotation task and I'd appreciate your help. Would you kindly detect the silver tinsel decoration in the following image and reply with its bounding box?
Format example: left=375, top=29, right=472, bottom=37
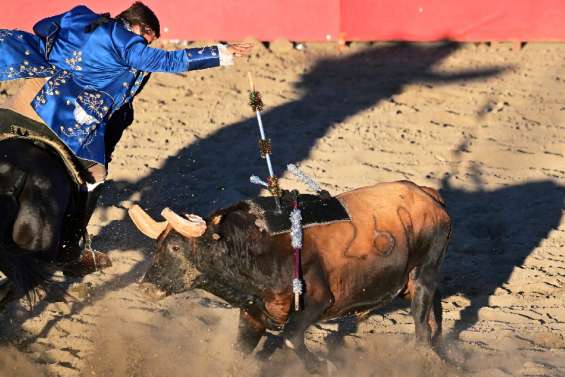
left=290, top=204, right=304, bottom=310
left=292, top=278, right=303, bottom=295
left=287, top=164, right=322, bottom=193
left=289, top=207, right=303, bottom=249
left=249, top=175, right=269, bottom=187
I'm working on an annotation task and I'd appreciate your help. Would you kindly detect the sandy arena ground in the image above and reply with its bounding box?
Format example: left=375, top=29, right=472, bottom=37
left=0, top=41, right=564, bottom=377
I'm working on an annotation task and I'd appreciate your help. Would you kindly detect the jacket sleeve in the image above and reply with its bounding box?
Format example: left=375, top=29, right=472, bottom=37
left=120, top=37, right=221, bottom=73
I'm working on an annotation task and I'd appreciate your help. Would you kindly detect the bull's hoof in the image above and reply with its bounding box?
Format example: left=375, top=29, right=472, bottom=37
left=302, top=354, right=327, bottom=376
left=416, top=346, right=447, bottom=368
left=63, top=249, right=112, bottom=277
left=326, top=359, right=338, bottom=376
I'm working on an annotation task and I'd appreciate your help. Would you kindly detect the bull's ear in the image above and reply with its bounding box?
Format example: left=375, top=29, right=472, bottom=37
left=211, top=214, right=223, bottom=225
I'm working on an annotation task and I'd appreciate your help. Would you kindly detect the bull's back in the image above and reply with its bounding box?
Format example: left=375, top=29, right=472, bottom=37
left=337, top=180, right=448, bottom=223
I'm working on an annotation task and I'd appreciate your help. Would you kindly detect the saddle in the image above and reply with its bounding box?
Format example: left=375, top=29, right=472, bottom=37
left=0, top=108, right=85, bottom=186
left=249, top=191, right=351, bottom=235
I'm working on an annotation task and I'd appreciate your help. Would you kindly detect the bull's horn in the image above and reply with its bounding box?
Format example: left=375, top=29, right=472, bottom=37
left=161, top=208, right=206, bottom=238
left=128, top=205, right=168, bottom=239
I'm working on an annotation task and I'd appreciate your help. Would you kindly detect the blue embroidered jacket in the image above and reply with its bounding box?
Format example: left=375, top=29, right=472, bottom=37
left=0, top=6, right=221, bottom=164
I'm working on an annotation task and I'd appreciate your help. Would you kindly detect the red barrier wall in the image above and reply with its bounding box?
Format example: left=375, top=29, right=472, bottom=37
left=342, top=0, right=565, bottom=41
left=2, top=1, right=565, bottom=41
left=0, top=0, right=339, bottom=41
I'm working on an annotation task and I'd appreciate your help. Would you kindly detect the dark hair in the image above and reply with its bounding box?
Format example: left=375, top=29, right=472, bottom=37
left=116, top=2, right=161, bottom=38
left=84, top=13, right=112, bottom=33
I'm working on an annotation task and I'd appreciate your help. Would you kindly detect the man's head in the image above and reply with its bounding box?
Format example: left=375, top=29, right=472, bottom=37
left=117, top=2, right=160, bottom=44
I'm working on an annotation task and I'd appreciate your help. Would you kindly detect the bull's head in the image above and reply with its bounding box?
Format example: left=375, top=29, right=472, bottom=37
left=128, top=205, right=209, bottom=296
left=129, top=202, right=274, bottom=303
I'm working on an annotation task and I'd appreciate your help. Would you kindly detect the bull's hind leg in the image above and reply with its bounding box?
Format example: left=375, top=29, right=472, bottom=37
left=408, top=229, right=449, bottom=347
left=429, top=289, right=443, bottom=344
left=407, top=266, right=443, bottom=346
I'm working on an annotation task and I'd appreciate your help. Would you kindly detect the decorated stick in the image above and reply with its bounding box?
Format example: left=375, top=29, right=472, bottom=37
left=249, top=175, right=268, bottom=187
left=287, top=164, right=322, bottom=193
left=247, top=72, right=282, bottom=212
left=289, top=199, right=303, bottom=311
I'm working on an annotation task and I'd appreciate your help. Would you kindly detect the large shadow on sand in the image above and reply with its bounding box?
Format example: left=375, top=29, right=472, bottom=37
left=97, top=42, right=508, bottom=249
left=439, top=174, right=565, bottom=337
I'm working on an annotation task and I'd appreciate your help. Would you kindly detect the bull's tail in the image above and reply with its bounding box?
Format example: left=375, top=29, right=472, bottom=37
left=0, top=247, right=57, bottom=305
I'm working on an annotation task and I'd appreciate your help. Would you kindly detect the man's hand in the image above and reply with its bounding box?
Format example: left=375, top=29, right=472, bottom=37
left=227, top=42, right=254, bottom=57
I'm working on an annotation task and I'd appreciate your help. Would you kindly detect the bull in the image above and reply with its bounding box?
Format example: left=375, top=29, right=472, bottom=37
left=129, top=180, right=451, bottom=373
left=0, top=136, right=111, bottom=303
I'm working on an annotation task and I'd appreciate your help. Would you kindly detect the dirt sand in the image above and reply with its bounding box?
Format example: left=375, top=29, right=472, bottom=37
left=1, top=41, right=564, bottom=377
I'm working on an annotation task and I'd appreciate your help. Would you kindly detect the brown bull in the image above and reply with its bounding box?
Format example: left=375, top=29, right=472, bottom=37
left=129, top=180, right=451, bottom=373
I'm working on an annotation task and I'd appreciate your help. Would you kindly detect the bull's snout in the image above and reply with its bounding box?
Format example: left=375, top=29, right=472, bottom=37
left=141, top=257, right=161, bottom=285
left=138, top=254, right=168, bottom=300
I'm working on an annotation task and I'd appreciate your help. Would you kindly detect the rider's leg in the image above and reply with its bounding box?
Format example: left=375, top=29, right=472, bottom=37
left=83, top=161, right=106, bottom=237
left=62, top=162, right=111, bottom=276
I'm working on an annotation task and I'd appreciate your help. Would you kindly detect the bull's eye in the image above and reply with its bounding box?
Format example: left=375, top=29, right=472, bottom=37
left=171, top=245, right=181, bottom=252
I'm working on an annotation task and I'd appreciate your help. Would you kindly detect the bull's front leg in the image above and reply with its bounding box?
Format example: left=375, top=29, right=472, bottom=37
left=280, top=262, right=333, bottom=375
left=236, top=308, right=267, bottom=354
